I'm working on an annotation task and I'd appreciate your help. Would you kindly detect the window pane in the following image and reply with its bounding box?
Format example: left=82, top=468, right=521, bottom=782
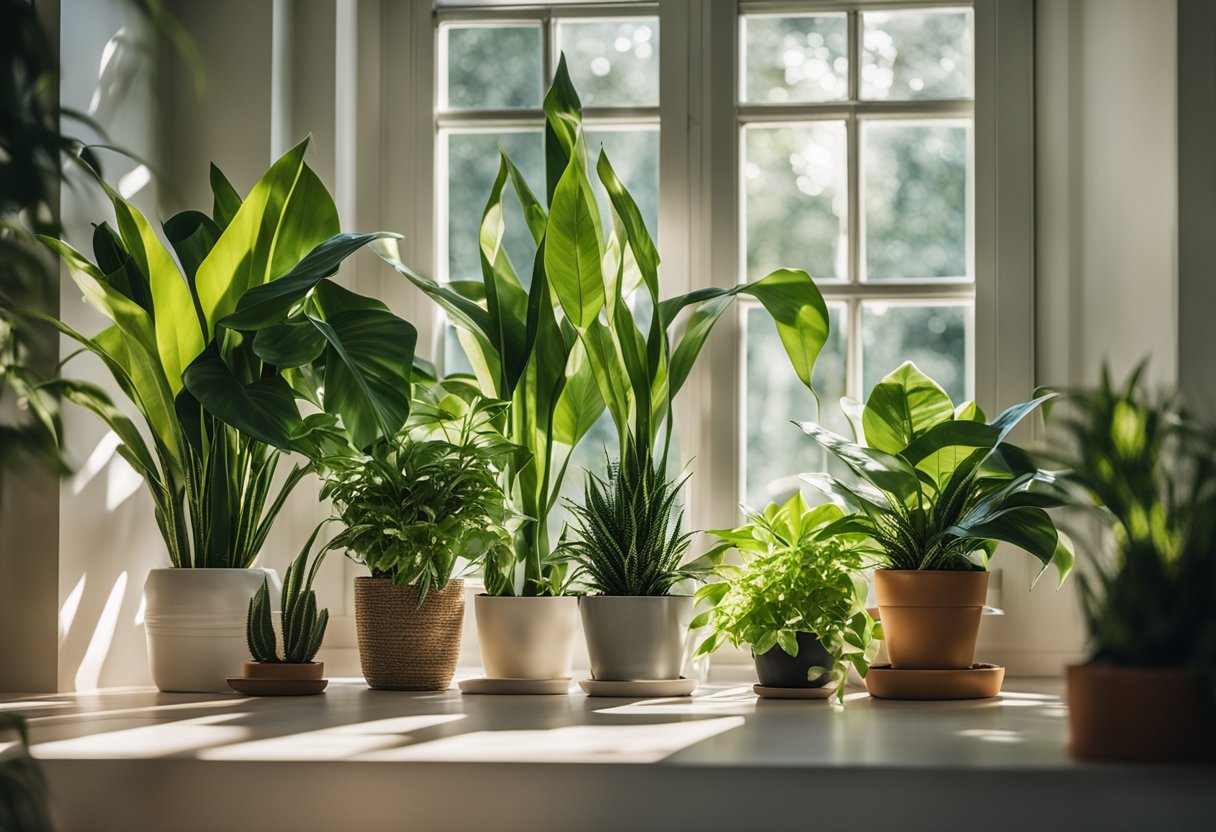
left=445, top=130, right=543, bottom=282
left=863, top=122, right=969, bottom=280
left=557, top=18, right=659, bottom=107
left=861, top=9, right=973, bottom=101
left=443, top=25, right=543, bottom=109
left=745, top=303, right=848, bottom=509
left=741, top=14, right=848, bottom=104
left=585, top=127, right=659, bottom=240
left=861, top=302, right=969, bottom=403
left=744, top=123, right=847, bottom=281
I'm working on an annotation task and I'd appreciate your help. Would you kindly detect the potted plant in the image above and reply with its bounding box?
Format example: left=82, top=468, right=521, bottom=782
left=1044, top=365, right=1216, bottom=762
left=798, top=362, right=1073, bottom=698
left=375, top=56, right=832, bottom=685
left=692, top=495, right=880, bottom=702
left=562, top=438, right=708, bottom=686
left=39, top=138, right=416, bottom=691
left=321, top=388, right=516, bottom=690
left=229, top=529, right=330, bottom=696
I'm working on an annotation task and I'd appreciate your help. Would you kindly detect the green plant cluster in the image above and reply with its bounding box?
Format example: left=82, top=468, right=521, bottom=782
left=562, top=438, right=696, bottom=597
left=692, top=495, right=881, bottom=701
left=321, top=389, right=516, bottom=602
left=799, top=361, right=1073, bottom=581
left=246, top=529, right=329, bottom=664
left=1044, top=365, right=1216, bottom=671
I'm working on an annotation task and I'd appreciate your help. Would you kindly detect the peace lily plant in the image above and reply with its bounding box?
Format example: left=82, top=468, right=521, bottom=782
left=377, top=57, right=831, bottom=685
left=41, top=138, right=417, bottom=691
left=798, top=361, right=1073, bottom=691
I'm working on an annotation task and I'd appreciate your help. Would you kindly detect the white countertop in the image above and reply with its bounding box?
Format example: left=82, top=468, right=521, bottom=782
left=8, top=675, right=1214, bottom=832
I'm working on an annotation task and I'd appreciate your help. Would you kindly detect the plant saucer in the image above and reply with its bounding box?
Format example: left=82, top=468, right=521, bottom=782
left=458, top=677, right=573, bottom=695
left=865, top=663, right=1005, bottom=700
left=578, top=677, right=697, bottom=697
left=226, top=677, right=328, bottom=696
left=753, top=684, right=833, bottom=700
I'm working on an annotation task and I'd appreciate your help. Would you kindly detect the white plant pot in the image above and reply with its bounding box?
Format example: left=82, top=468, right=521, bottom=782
left=580, top=595, right=694, bottom=681
left=143, top=568, right=280, bottom=693
left=474, top=595, right=580, bottom=680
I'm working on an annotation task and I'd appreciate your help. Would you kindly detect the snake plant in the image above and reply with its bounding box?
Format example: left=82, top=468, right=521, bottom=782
left=246, top=526, right=329, bottom=664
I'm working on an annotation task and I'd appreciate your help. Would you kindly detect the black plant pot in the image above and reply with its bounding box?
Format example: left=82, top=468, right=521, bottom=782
left=753, top=632, right=833, bottom=688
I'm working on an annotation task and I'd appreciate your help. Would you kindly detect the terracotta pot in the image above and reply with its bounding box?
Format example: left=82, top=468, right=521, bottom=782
left=143, top=567, right=281, bottom=693
left=1067, top=663, right=1216, bottom=763
left=355, top=577, right=464, bottom=690
left=474, top=595, right=580, bottom=680
left=874, top=569, right=987, bottom=670
left=753, top=632, right=832, bottom=689
left=242, top=661, right=324, bottom=681
left=580, top=595, right=693, bottom=681
left=228, top=661, right=327, bottom=696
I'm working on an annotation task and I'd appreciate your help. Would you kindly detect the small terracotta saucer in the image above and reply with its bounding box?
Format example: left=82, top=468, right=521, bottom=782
left=865, top=663, right=1005, bottom=700
left=579, top=677, right=697, bottom=697
left=226, top=677, right=328, bottom=696
left=458, top=677, right=573, bottom=695
left=753, top=684, right=833, bottom=700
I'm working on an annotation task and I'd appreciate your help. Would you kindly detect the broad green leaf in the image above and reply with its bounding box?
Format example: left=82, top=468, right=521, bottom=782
left=503, top=151, right=547, bottom=244
left=797, top=421, right=923, bottom=501
left=543, top=54, right=583, bottom=203
left=373, top=238, right=495, bottom=344
left=253, top=321, right=327, bottom=367
left=209, top=163, right=242, bottom=230
left=596, top=149, right=658, bottom=299
left=545, top=149, right=606, bottom=330
left=742, top=269, right=829, bottom=392
left=182, top=346, right=302, bottom=450
left=479, top=156, right=531, bottom=393
left=863, top=361, right=956, bottom=455
left=552, top=341, right=605, bottom=447
left=943, top=506, right=1060, bottom=571
left=669, top=294, right=734, bottom=397
left=221, top=232, right=400, bottom=330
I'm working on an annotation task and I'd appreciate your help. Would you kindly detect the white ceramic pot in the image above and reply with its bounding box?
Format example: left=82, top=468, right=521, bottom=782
left=474, top=595, right=580, bottom=680
left=580, top=595, right=694, bottom=681
left=143, top=568, right=280, bottom=693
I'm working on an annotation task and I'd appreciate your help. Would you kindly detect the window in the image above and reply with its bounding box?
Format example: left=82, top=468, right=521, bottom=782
left=740, top=5, right=976, bottom=508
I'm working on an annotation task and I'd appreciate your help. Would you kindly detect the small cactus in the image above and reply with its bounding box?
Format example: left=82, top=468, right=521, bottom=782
left=246, top=531, right=329, bottom=664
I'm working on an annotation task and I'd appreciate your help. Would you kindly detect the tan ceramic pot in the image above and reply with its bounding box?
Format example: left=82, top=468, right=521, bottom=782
left=355, top=577, right=465, bottom=690
left=474, top=595, right=580, bottom=680
left=1067, top=664, right=1215, bottom=763
left=874, top=570, right=987, bottom=670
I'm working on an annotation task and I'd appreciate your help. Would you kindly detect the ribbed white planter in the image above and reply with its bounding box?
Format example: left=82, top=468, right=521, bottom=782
left=474, top=595, right=579, bottom=680
left=143, top=568, right=280, bottom=693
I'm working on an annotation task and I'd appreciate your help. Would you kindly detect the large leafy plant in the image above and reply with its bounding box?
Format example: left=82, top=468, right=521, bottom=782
left=798, top=361, right=1073, bottom=581
left=320, top=385, right=517, bottom=603
left=375, top=56, right=830, bottom=596
left=692, top=494, right=881, bottom=701
left=563, top=438, right=697, bottom=596
left=40, top=138, right=417, bottom=567
left=1043, top=365, right=1216, bottom=671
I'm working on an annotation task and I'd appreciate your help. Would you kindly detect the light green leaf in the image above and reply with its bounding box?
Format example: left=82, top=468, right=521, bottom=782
left=862, top=361, right=956, bottom=455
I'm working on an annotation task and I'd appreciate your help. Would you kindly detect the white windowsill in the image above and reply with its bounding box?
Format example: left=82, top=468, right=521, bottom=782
left=13, top=677, right=1215, bottom=831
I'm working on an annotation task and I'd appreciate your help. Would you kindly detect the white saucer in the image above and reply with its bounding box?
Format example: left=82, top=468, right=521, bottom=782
left=578, top=677, right=697, bottom=697
left=753, top=684, right=833, bottom=700
left=458, top=677, right=573, bottom=695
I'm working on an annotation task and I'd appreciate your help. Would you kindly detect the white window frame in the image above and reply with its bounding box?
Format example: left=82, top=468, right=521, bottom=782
left=375, top=0, right=1039, bottom=671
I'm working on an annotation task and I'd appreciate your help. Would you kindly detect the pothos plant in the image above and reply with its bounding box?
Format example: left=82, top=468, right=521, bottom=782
left=375, top=56, right=831, bottom=596
left=38, top=137, right=417, bottom=567
left=798, top=361, right=1074, bottom=583
left=692, top=494, right=881, bottom=702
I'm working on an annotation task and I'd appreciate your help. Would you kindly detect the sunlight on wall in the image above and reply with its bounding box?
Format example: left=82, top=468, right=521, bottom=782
left=59, top=575, right=86, bottom=642
left=74, top=572, right=127, bottom=691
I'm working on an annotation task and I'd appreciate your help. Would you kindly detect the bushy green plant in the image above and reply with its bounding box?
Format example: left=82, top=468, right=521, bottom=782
left=246, top=528, right=329, bottom=664
left=692, top=495, right=880, bottom=701
left=39, top=138, right=417, bottom=567
left=799, top=361, right=1073, bottom=581
left=562, top=438, right=698, bottom=596
left=321, top=387, right=516, bottom=602
left=1043, top=365, right=1216, bottom=671
left=375, top=56, right=831, bottom=595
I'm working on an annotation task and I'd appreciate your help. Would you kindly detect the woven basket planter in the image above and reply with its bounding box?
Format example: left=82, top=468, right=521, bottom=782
left=355, top=577, right=465, bottom=691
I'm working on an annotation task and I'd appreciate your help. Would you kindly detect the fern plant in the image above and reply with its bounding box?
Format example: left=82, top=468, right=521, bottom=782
left=562, top=438, right=706, bottom=596
left=246, top=528, right=329, bottom=664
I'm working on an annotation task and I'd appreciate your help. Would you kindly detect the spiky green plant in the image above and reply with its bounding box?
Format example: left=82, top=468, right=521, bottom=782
left=562, top=437, right=701, bottom=596
left=246, top=528, right=329, bottom=664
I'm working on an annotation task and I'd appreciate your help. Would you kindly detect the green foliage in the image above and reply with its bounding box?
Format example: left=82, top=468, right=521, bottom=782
left=40, top=138, right=416, bottom=567
left=0, top=713, right=53, bottom=832
left=562, top=438, right=696, bottom=596
left=375, top=55, right=830, bottom=595
left=799, top=361, right=1074, bottom=581
left=1043, top=364, right=1216, bottom=671
left=321, top=387, right=517, bottom=603
left=246, top=526, right=329, bottom=663
left=692, top=494, right=881, bottom=702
